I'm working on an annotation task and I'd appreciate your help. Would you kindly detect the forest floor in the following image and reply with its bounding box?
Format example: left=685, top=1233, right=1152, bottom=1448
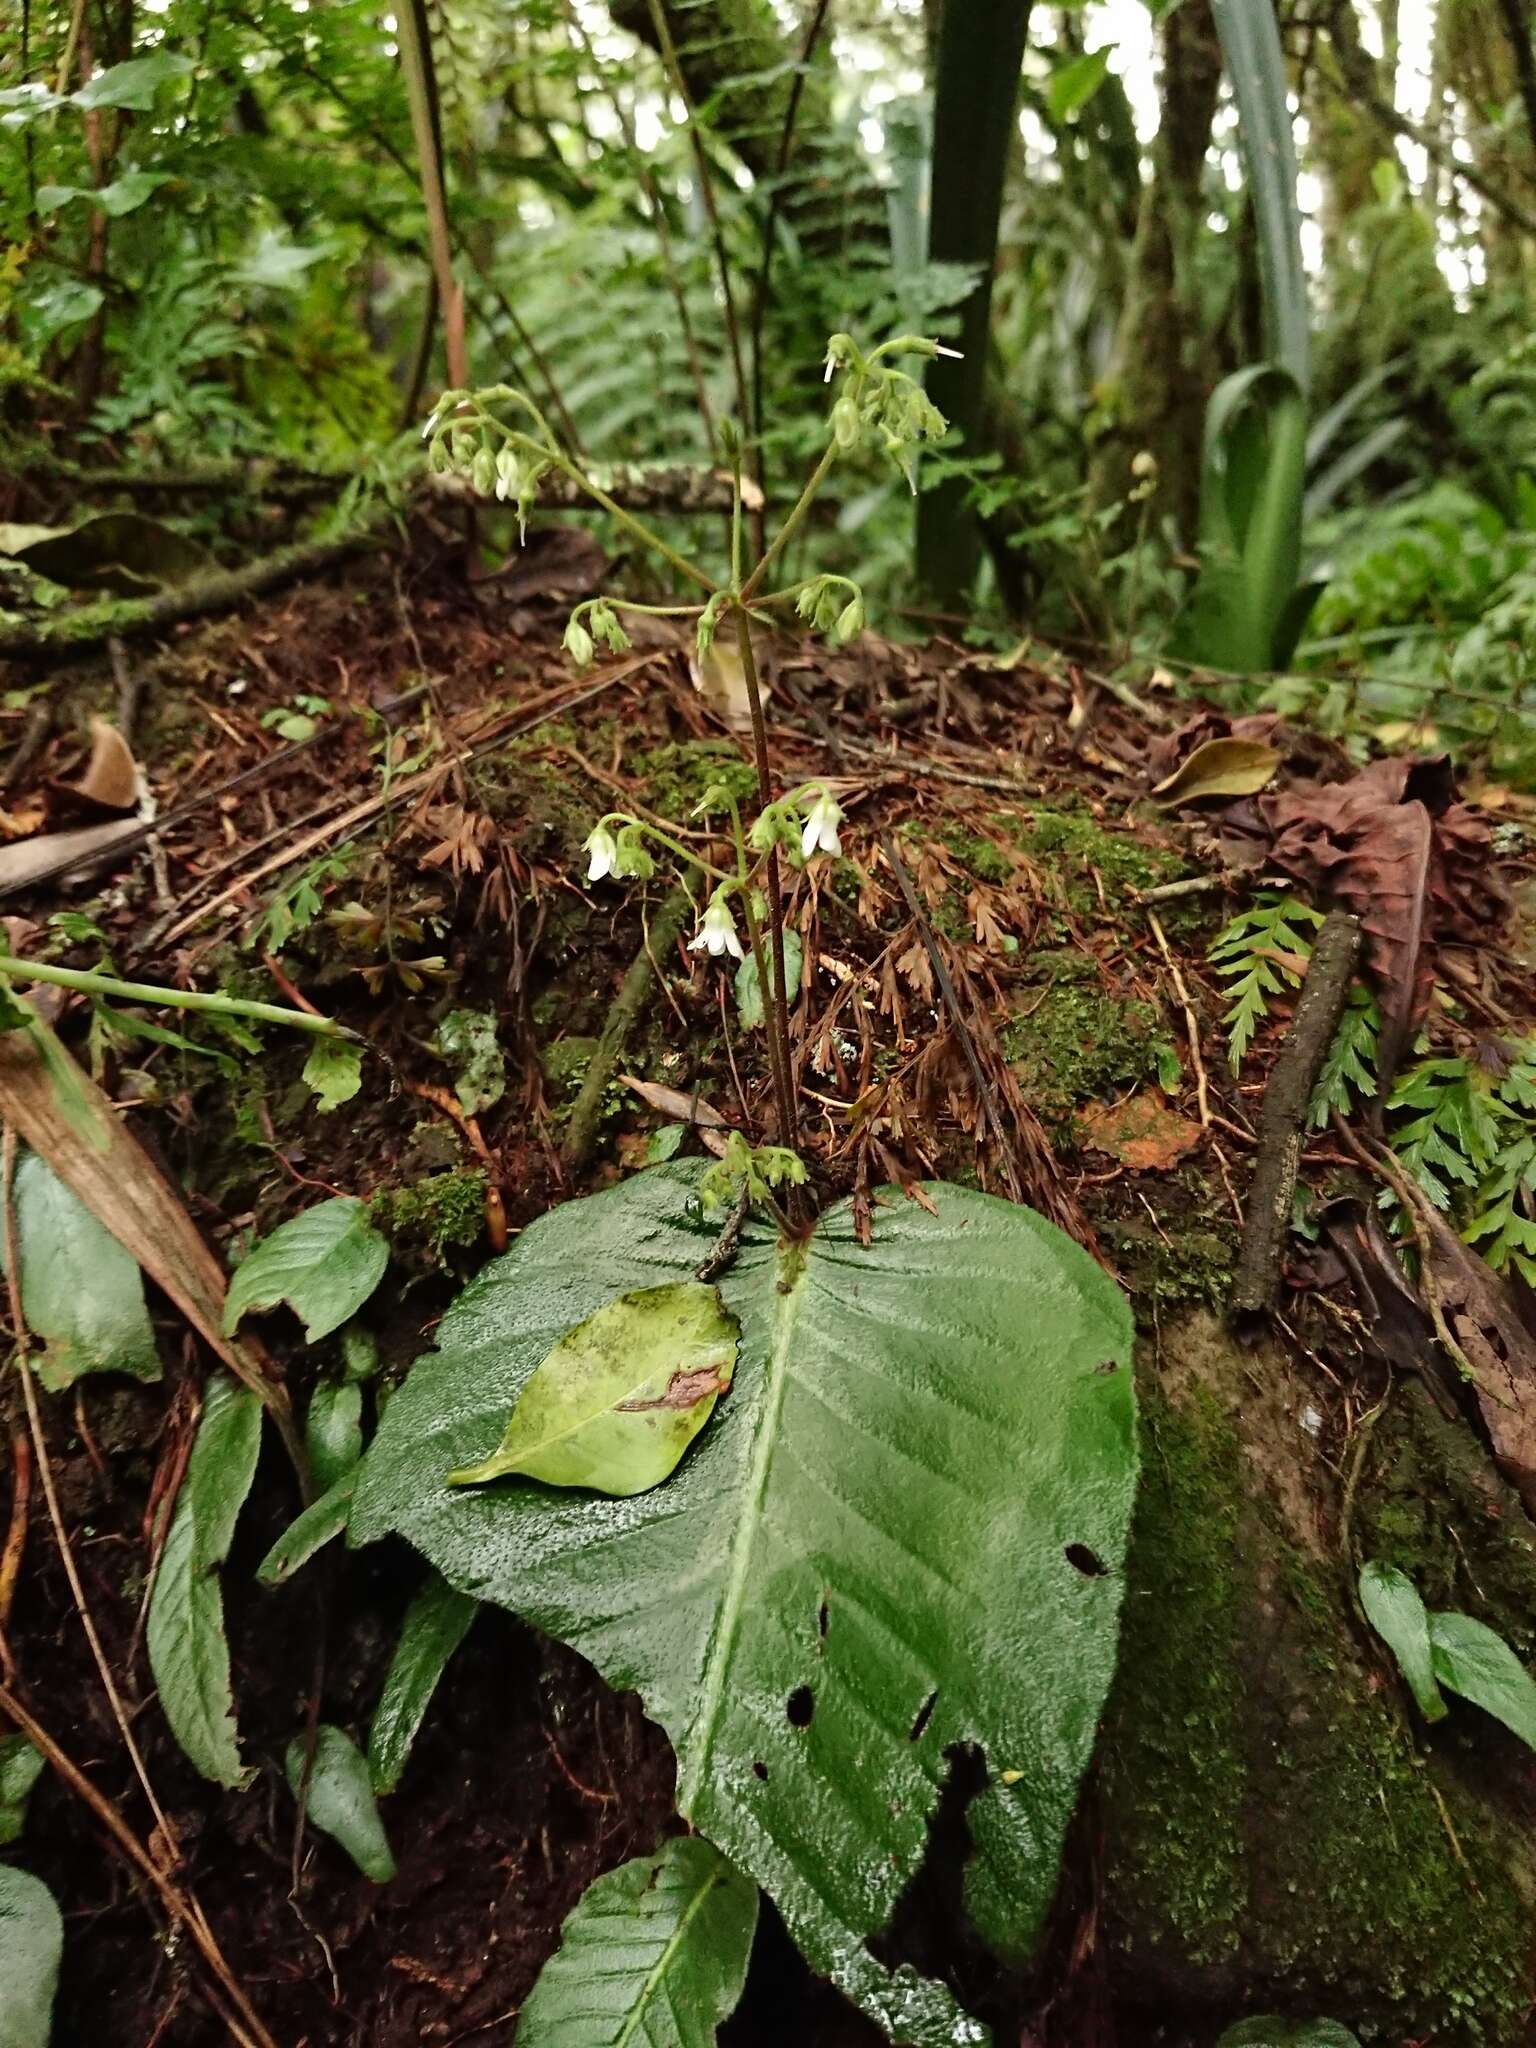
left=3, top=518, right=1536, bottom=2047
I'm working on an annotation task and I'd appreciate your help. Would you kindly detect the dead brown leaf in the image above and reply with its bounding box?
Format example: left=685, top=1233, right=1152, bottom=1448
left=1260, top=755, right=1505, bottom=1087
left=51, top=718, right=139, bottom=814
left=1076, top=1093, right=1203, bottom=1171
left=1421, top=1203, right=1536, bottom=1516
left=619, top=1075, right=729, bottom=1126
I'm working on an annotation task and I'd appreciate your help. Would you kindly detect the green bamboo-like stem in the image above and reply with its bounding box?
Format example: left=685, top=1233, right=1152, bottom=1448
left=730, top=608, right=798, bottom=1147
left=0, top=958, right=352, bottom=1039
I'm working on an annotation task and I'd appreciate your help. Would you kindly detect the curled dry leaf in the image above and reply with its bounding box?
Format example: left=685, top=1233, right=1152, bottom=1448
left=51, top=718, right=139, bottom=814
left=620, top=1074, right=729, bottom=1127
left=1152, top=737, right=1281, bottom=807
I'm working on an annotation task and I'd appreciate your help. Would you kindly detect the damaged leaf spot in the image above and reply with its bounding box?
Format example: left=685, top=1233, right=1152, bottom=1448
left=785, top=1686, right=815, bottom=1728
left=817, top=1598, right=830, bottom=1640
left=1064, top=1542, right=1109, bottom=1577
left=752, top=1760, right=769, bottom=1781
left=617, top=1366, right=731, bottom=1412
left=908, top=1690, right=939, bottom=1742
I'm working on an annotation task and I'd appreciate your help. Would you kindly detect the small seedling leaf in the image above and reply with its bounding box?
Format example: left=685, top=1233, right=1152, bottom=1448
left=146, top=1375, right=262, bottom=1786
left=286, top=1725, right=396, bottom=1882
left=303, top=1037, right=364, bottom=1114
left=516, top=1836, right=758, bottom=2048
left=224, top=1197, right=388, bottom=1343
left=368, top=1573, right=478, bottom=1795
left=306, top=1381, right=364, bottom=1492
left=0, top=1865, right=62, bottom=2048
left=4, top=1148, right=161, bottom=1391
left=449, top=1282, right=738, bottom=1497
left=256, top=1470, right=357, bottom=1587
left=1358, top=1562, right=1446, bottom=1721
left=1427, top=1609, right=1536, bottom=1751
left=733, top=931, right=803, bottom=1031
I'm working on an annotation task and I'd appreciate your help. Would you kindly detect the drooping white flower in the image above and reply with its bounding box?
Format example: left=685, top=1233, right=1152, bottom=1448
left=689, top=895, right=744, bottom=960
left=800, top=791, right=843, bottom=861
left=584, top=824, right=618, bottom=882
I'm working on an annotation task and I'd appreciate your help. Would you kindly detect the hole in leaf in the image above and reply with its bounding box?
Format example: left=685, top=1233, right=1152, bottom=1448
left=867, top=1743, right=990, bottom=1981
left=817, top=1598, right=830, bottom=1640
left=785, top=1685, right=815, bottom=1728
left=1064, top=1542, right=1108, bottom=1577
left=908, top=1689, right=939, bottom=1742
left=752, top=1759, right=769, bottom=1781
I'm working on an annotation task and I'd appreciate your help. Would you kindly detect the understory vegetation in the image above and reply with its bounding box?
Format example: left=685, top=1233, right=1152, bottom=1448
left=3, top=0, right=1536, bottom=2045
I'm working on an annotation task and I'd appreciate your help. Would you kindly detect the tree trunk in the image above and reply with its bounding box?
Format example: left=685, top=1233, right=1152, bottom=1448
left=914, top=0, right=1032, bottom=605
left=1089, top=0, right=1224, bottom=543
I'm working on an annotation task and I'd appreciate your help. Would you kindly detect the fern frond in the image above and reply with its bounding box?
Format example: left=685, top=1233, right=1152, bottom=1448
left=1208, top=893, right=1325, bottom=1073
left=1308, top=984, right=1379, bottom=1128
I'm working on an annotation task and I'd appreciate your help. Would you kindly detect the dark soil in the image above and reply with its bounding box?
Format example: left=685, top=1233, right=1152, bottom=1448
left=2, top=528, right=1533, bottom=2046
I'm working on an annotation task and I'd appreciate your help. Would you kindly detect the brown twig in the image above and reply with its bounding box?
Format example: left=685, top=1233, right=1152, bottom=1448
left=0, top=1429, right=30, bottom=1679
left=1147, top=909, right=1210, bottom=1128
left=1230, top=909, right=1362, bottom=1330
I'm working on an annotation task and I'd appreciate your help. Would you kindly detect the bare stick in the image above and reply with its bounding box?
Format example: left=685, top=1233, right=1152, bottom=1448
left=1147, top=909, right=1210, bottom=1127
left=1230, top=909, right=1361, bottom=1330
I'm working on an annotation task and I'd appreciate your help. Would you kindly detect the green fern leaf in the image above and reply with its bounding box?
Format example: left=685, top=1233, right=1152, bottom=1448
left=1209, top=893, right=1325, bottom=1074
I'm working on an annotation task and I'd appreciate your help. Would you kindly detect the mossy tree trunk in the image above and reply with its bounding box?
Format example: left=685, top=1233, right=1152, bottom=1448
left=1097, top=1310, right=1536, bottom=2042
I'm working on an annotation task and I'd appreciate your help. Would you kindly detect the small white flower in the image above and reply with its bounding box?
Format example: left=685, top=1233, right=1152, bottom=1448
left=800, top=791, right=843, bottom=861
left=933, top=343, right=964, bottom=359
left=584, top=824, right=618, bottom=882
left=690, top=895, right=744, bottom=961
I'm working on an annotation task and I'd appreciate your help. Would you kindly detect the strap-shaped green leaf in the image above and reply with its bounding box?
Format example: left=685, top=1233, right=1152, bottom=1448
left=369, top=1572, right=478, bottom=1795
left=147, top=1375, right=262, bottom=1786
left=517, top=1836, right=758, bottom=2048
left=352, top=1165, right=1137, bottom=2046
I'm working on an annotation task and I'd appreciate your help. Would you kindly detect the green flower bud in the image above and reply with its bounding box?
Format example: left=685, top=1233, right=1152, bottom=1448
left=833, top=593, right=865, bottom=645
left=470, top=446, right=496, bottom=498
left=831, top=395, right=861, bottom=449
left=563, top=614, right=595, bottom=667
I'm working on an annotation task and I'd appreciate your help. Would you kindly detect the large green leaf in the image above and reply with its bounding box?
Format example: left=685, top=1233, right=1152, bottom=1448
left=449, top=1282, right=738, bottom=1496
left=1359, top=1563, right=1446, bottom=1722
left=5, top=1149, right=160, bottom=1392
left=369, top=1572, right=478, bottom=1795
left=517, top=1836, right=758, bottom=2048
left=352, top=1165, right=1137, bottom=2045
left=0, top=1865, right=62, bottom=2048
left=70, top=51, right=194, bottom=112
left=1428, top=1611, right=1536, bottom=1751
left=224, top=1197, right=388, bottom=1344
left=147, top=1375, right=262, bottom=1787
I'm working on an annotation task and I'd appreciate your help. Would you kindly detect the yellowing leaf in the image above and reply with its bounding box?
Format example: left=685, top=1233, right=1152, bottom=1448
left=448, top=1281, right=738, bottom=1497
left=1152, top=736, right=1281, bottom=806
